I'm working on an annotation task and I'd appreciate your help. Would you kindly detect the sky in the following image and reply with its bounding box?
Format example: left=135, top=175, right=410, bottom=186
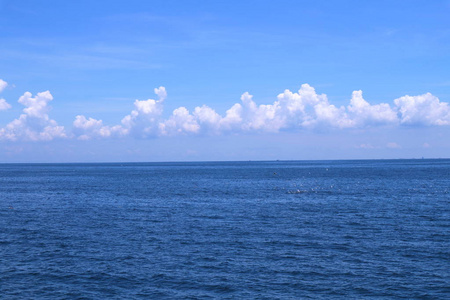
left=1, top=0, right=450, bottom=162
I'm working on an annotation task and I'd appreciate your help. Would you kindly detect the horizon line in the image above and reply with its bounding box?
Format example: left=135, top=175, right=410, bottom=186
left=1, top=157, right=448, bottom=165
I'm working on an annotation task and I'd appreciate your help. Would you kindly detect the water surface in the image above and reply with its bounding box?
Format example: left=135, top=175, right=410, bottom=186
left=1, top=160, right=449, bottom=298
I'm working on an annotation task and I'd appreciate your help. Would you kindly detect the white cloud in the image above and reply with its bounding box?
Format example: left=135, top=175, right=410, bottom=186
left=72, top=115, right=125, bottom=140
left=219, top=103, right=243, bottom=131
left=357, top=143, right=376, bottom=149
left=71, top=84, right=450, bottom=140
left=160, top=107, right=200, bottom=135
left=347, top=90, right=397, bottom=126
left=0, top=91, right=66, bottom=141
left=18, top=91, right=52, bottom=118
left=193, top=105, right=222, bottom=133
left=394, top=93, right=450, bottom=125
left=0, top=79, right=7, bottom=93
left=120, top=86, right=166, bottom=138
left=275, top=84, right=353, bottom=129
left=0, top=79, right=12, bottom=111
left=0, top=99, right=11, bottom=111
left=3, top=81, right=450, bottom=142
left=387, top=142, right=401, bottom=149
left=234, top=92, right=284, bottom=132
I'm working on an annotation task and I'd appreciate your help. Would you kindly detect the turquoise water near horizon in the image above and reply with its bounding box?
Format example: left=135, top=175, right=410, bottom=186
left=1, top=159, right=449, bottom=298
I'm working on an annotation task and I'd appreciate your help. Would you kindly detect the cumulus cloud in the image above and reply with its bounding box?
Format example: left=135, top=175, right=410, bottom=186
left=0, top=91, right=66, bottom=141
left=347, top=90, right=397, bottom=126
left=276, top=84, right=349, bottom=129
left=0, top=79, right=12, bottom=111
left=394, top=93, right=450, bottom=125
left=192, top=105, right=222, bottom=133
left=0, top=79, right=7, bottom=93
left=71, top=84, right=450, bottom=140
left=2, top=81, right=450, bottom=142
left=160, top=107, right=200, bottom=136
left=72, top=115, right=125, bottom=140
left=120, top=86, right=167, bottom=138
left=0, top=99, right=11, bottom=111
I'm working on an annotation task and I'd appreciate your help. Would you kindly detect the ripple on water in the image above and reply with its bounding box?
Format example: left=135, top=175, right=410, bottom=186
left=1, top=160, right=449, bottom=299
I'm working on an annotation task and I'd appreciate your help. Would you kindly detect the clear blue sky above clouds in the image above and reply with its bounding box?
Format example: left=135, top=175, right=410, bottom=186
left=1, top=0, right=449, bottom=162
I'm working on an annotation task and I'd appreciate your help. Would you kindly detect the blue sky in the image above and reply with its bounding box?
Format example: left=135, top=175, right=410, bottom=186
left=1, top=0, right=450, bottom=162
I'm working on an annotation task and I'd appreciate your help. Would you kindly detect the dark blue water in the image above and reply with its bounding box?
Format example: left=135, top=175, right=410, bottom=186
left=1, top=160, right=449, bottom=299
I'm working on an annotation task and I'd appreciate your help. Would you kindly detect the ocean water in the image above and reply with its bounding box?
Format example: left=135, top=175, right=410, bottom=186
left=1, top=160, right=449, bottom=299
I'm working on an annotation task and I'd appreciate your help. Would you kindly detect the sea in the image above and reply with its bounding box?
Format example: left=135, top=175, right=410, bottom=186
left=1, top=159, right=449, bottom=299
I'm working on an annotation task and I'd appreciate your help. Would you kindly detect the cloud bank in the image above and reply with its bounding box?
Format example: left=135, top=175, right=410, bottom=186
left=1, top=79, right=450, bottom=141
